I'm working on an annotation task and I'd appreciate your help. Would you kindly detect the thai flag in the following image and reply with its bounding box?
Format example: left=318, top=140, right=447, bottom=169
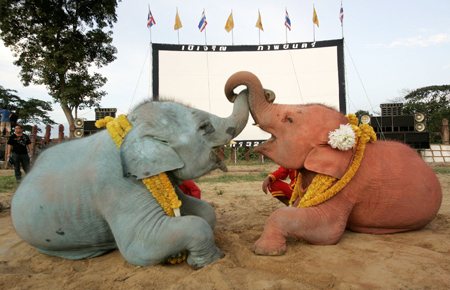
left=198, top=11, right=207, bottom=32
left=147, top=9, right=155, bottom=28
left=285, top=10, right=291, bottom=31
left=340, top=4, right=344, bottom=26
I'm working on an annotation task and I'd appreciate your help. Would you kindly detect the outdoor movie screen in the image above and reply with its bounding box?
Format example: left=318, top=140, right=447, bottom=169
left=152, top=39, right=345, bottom=146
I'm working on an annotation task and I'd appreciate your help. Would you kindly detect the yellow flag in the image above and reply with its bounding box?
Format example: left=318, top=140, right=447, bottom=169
left=313, top=7, right=319, bottom=27
left=174, top=10, right=182, bottom=30
left=256, top=11, right=263, bottom=31
left=225, top=12, right=234, bottom=32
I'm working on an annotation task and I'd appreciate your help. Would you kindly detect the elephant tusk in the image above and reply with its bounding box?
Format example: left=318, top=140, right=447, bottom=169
left=229, top=140, right=237, bottom=145
left=173, top=208, right=181, bottom=217
left=252, top=123, right=260, bottom=127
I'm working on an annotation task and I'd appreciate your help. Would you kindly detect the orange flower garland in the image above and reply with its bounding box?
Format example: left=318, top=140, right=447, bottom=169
left=289, top=114, right=377, bottom=208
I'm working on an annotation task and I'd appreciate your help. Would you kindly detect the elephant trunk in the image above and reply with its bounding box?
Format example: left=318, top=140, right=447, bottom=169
left=210, top=89, right=250, bottom=147
left=224, top=71, right=275, bottom=126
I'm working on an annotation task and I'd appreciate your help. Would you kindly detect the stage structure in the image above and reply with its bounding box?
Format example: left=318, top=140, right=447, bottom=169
left=152, top=39, right=346, bottom=147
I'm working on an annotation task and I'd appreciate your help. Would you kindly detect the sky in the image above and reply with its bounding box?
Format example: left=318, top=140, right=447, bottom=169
left=1, top=0, right=449, bottom=128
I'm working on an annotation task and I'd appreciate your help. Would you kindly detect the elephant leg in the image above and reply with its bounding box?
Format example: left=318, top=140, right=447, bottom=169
left=36, top=244, right=116, bottom=260
left=110, top=213, right=223, bottom=269
left=176, top=187, right=216, bottom=229
left=253, top=201, right=351, bottom=256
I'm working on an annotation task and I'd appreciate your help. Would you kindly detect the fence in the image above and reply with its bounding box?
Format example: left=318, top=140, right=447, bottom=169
left=1, top=124, right=68, bottom=169
left=0, top=124, right=270, bottom=169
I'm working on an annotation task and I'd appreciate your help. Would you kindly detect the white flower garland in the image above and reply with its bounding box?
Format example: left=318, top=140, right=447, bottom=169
left=328, top=124, right=356, bottom=151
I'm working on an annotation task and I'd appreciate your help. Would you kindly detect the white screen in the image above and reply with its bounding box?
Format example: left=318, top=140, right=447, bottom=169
left=153, top=40, right=345, bottom=144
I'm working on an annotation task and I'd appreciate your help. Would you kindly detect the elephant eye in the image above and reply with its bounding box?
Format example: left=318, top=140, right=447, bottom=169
left=198, top=121, right=215, bottom=135
left=286, top=117, right=293, bottom=123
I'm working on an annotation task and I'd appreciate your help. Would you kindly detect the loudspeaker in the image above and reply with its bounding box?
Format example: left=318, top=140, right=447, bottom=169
left=74, top=118, right=84, bottom=128
left=376, top=132, right=430, bottom=149
left=371, top=115, right=418, bottom=132
left=414, top=113, right=426, bottom=132
left=74, top=128, right=84, bottom=138
left=414, top=113, right=425, bottom=122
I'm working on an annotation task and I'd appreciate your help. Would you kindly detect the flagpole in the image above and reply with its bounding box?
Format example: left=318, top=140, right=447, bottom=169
left=313, top=5, right=315, bottom=42
left=341, top=1, right=344, bottom=39
left=178, top=11, right=180, bottom=44
left=285, top=7, right=288, bottom=44
left=149, top=5, right=152, bottom=44
left=258, top=9, right=261, bottom=45
left=148, top=4, right=152, bottom=100
left=231, top=9, right=234, bottom=45
left=204, top=9, right=207, bottom=45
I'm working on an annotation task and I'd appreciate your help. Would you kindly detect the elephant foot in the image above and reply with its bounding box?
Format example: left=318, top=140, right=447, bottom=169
left=252, top=236, right=287, bottom=256
left=187, top=247, right=225, bottom=270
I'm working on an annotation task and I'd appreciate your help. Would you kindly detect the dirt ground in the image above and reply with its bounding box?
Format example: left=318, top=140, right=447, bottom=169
left=0, top=163, right=449, bottom=290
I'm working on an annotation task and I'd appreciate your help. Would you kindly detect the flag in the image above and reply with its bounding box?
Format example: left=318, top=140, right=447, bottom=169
left=339, top=3, right=344, bottom=27
left=256, top=10, right=263, bottom=31
left=174, top=10, right=182, bottom=30
left=198, top=10, right=207, bottom=32
left=147, top=8, right=156, bottom=28
left=285, top=9, right=291, bottom=31
left=313, top=7, right=319, bottom=27
left=225, top=12, right=234, bottom=32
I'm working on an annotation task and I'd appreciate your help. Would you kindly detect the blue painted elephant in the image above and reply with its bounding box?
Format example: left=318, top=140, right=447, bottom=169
left=11, top=90, right=250, bottom=269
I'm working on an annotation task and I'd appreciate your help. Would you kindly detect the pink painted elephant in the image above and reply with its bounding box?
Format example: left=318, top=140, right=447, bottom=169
left=225, top=71, right=442, bottom=256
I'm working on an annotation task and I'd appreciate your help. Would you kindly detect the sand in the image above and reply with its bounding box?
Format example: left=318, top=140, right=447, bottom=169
left=0, top=163, right=449, bottom=290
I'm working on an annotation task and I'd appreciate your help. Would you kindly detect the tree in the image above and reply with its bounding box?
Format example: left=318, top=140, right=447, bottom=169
left=402, top=85, right=450, bottom=143
left=0, top=85, right=55, bottom=133
left=354, top=110, right=371, bottom=124
left=0, top=0, right=120, bottom=126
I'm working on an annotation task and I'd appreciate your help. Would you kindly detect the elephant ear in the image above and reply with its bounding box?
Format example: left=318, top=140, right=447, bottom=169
left=120, top=123, right=184, bottom=180
left=303, top=145, right=355, bottom=179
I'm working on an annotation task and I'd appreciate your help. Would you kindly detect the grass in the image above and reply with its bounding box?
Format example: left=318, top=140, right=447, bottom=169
left=0, top=163, right=447, bottom=193
left=224, top=160, right=273, bottom=166
left=0, top=175, right=19, bottom=193
left=433, top=167, right=450, bottom=174
left=196, top=171, right=270, bottom=183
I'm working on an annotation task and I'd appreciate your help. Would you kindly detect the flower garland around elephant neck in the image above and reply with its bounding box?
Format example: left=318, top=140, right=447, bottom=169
left=289, top=114, right=377, bottom=208
left=95, top=115, right=182, bottom=218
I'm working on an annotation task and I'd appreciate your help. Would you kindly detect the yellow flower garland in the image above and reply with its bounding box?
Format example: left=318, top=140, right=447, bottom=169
left=95, top=115, right=182, bottom=217
left=289, top=114, right=377, bottom=208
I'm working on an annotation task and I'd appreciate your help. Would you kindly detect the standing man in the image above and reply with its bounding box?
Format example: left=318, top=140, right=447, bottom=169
left=0, top=106, right=11, bottom=136
left=7, top=125, right=32, bottom=181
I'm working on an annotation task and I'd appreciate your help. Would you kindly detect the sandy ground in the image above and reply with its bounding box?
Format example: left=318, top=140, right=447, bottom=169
left=0, top=163, right=449, bottom=290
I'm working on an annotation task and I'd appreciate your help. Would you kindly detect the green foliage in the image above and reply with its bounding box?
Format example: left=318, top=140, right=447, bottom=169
left=0, top=0, right=120, bottom=124
left=354, top=110, right=370, bottom=124
left=214, top=188, right=225, bottom=195
left=216, top=147, right=271, bottom=163
left=433, top=167, right=450, bottom=174
left=402, top=85, right=450, bottom=143
left=0, top=85, right=55, bottom=132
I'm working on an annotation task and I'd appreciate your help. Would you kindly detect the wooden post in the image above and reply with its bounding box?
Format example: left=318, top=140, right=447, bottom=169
left=245, top=147, right=250, bottom=162
left=69, top=124, right=75, bottom=139
left=3, top=137, right=8, bottom=169
left=58, top=124, right=64, bottom=143
left=44, top=125, right=51, bottom=145
left=231, top=147, right=236, bottom=163
left=259, top=153, right=264, bottom=163
left=443, top=118, right=449, bottom=145
left=30, top=125, right=38, bottom=163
